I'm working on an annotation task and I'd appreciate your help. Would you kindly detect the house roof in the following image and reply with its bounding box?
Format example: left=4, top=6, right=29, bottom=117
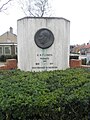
left=82, top=44, right=90, bottom=49
left=72, top=44, right=85, bottom=53
left=0, top=28, right=17, bottom=43
left=0, top=31, right=17, bottom=37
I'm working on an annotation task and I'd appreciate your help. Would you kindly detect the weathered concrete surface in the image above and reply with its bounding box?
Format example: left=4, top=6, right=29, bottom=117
left=17, top=17, right=70, bottom=72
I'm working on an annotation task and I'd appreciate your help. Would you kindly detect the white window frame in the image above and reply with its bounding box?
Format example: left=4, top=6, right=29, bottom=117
left=15, top=46, right=17, bottom=55
left=0, top=46, right=3, bottom=55
left=4, top=46, right=11, bottom=55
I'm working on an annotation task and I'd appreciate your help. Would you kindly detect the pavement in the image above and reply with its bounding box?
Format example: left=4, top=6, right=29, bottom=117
left=0, top=62, right=5, bottom=66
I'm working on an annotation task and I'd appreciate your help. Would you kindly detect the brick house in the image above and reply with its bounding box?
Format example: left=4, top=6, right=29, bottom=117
left=80, top=43, right=90, bottom=64
left=80, top=44, right=90, bottom=54
left=0, top=27, right=17, bottom=56
left=70, top=44, right=85, bottom=54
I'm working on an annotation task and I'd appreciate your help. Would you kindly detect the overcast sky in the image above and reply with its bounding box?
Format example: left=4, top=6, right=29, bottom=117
left=0, top=0, right=90, bottom=45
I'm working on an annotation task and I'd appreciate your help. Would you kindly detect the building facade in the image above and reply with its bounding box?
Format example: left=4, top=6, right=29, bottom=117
left=0, top=27, right=17, bottom=56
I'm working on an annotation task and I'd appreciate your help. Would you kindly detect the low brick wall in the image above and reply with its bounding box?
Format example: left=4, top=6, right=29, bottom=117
left=69, top=59, right=82, bottom=68
left=1, top=59, right=90, bottom=70
left=81, top=65, right=90, bottom=68
left=0, top=59, right=17, bottom=70
left=70, top=59, right=90, bottom=68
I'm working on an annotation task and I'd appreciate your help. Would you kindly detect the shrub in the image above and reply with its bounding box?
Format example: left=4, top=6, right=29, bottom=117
left=0, top=55, right=17, bottom=62
left=87, top=60, right=90, bottom=65
left=82, top=58, right=87, bottom=65
left=0, top=68, right=89, bottom=120
left=0, top=55, right=6, bottom=62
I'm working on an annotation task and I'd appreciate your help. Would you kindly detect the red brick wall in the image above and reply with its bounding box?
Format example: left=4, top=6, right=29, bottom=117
left=0, top=59, right=17, bottom=70
left=70, top=59, right=90, bottom=68
left=69, top=59, right=81, bottom=68
left=1, top=59, right=90, bottom=70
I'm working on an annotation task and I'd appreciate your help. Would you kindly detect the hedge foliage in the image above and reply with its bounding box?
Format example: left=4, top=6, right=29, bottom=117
left=0, top=68, right=90, bottom=120
left=0, top=55, right=17, bottom=62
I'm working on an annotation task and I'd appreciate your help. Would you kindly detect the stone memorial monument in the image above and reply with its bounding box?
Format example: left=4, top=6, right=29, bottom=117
left=17, top=17, right=70, bottom=72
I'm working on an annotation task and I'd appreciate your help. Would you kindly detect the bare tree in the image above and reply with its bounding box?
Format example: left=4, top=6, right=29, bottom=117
left=0, top=0, right=13, bottom=12
left=19, top=0, right=53, bottom=17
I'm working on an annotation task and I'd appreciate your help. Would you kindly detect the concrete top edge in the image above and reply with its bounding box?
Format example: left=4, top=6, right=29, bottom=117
left=17, top=17, right=70, bottom=22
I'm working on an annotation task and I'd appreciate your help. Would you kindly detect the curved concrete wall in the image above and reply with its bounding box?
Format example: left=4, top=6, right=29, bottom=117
left=17, top=17, right=70, bottom=72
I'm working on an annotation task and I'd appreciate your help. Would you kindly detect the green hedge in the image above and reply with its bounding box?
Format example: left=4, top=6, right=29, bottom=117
left=0, top=68, right=90, bottom=120
left=82, top=58, right=87, bottom=65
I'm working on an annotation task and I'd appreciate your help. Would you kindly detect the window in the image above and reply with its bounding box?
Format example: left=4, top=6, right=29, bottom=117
left=0, top=46, right=3, bottom=55
left=15, top=46, right=17, bottom=55
left=4, top=46, right=11, bottom=55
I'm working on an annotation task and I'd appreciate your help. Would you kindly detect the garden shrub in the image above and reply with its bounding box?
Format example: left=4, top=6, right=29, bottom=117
left=0, top=55, right=17, bottom=62
left=0, top=68, right=90, bottom=120
left=82, top=58, right=87, bottom=65
left=0, top=55, right=6, bottom=62
left=87, top=60, right=90, bottom=65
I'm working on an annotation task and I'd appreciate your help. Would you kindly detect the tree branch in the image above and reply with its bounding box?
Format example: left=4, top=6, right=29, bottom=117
left=0, top=0, right=13, bottom=12
left=19, top=0, right=52, bottom=17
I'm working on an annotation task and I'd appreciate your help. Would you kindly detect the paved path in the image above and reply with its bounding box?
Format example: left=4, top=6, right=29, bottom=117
left=0, top=62, right=5, bottom=66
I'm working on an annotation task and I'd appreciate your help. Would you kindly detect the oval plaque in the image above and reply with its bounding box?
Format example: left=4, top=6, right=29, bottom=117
left=34, top=28, right=54, bottom=49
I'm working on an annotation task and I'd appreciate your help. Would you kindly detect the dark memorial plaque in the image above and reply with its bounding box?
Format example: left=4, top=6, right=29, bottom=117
left=34, top=28, right=54, bottom=49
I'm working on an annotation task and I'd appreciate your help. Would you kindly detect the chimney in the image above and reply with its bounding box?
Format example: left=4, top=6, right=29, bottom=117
left=9, top=27, right=13, bottom=33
